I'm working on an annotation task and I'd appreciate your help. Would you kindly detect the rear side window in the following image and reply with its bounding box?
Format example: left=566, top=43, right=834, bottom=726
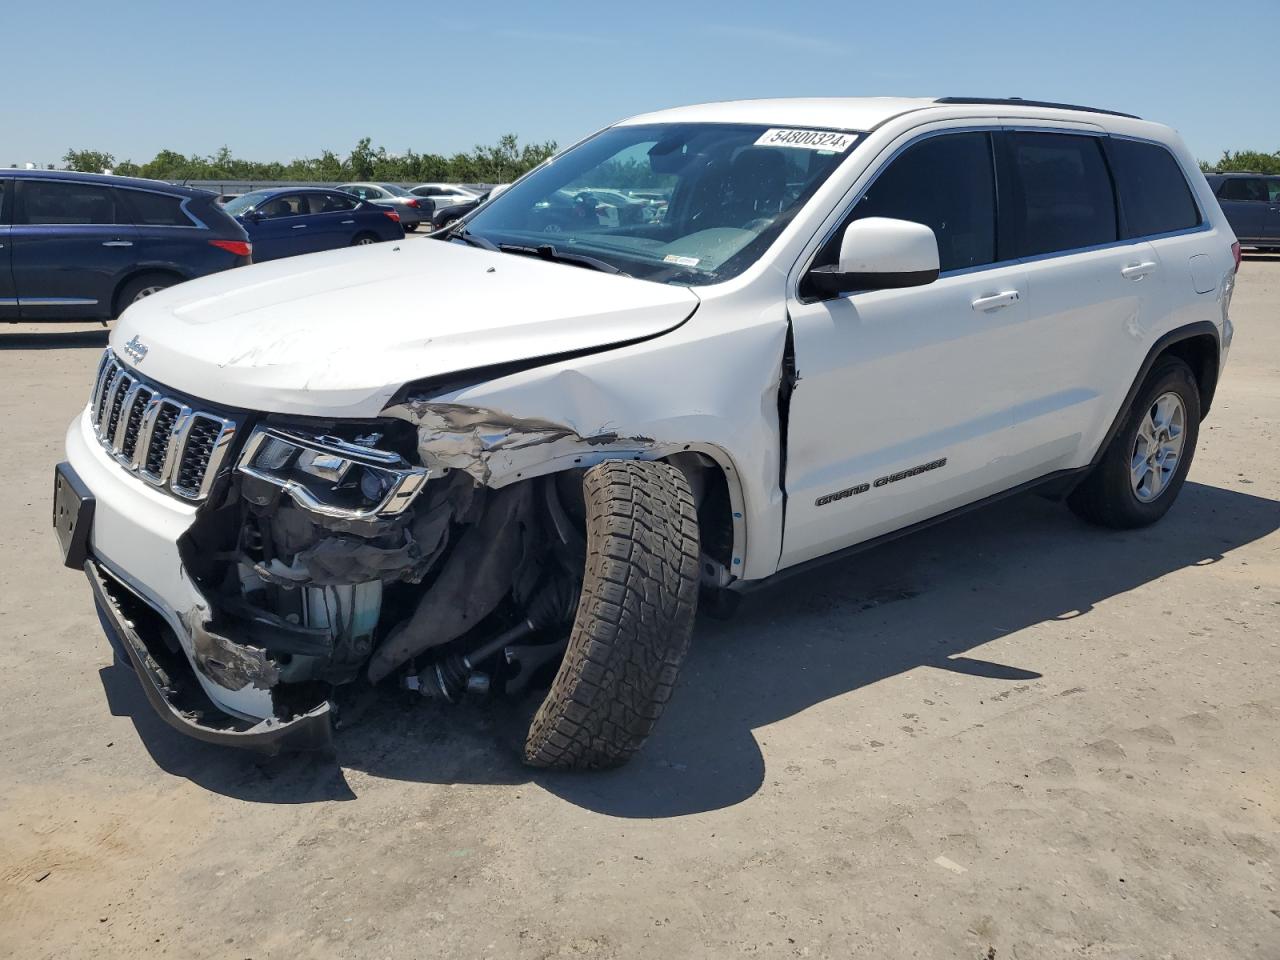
left=314, top=193, right=357, bottom=213
left=1267, top=179, right=1280, bottom=202
left=1107, top=139, right=1200, bottom=238
left=17, top=180, right=121, bottom=225
left=1217, top=178, right=1268, bottom=202
left=120, top=189, right=195, bottom=227
left=1007, top=132, right=1117, bottom=257
left=842, top=131, right=997, bottom=272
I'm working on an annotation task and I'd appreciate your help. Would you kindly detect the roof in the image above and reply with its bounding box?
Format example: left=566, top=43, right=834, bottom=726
left=619, top=96, right=1140, bottom=131
left=0, top=168, right=214, bottom=197
left=619, top=97, right=935, bottom=131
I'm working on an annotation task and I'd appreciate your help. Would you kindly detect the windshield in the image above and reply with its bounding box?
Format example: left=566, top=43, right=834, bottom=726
left=222, top=190, right=275, bottom=216
left=461, top=122, right=857, bottom=284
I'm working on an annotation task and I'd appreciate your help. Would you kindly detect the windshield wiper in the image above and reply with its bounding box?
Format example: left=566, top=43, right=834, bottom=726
left=498, top=243, right=628, bottom=277
left=450, top=227, right=498, bottom=251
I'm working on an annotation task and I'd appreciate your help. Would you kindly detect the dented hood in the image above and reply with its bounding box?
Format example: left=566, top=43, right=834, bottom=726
left=111, top=239, right=699, bottom=416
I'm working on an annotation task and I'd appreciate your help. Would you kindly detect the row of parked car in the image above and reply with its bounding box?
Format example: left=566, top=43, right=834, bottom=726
left=3, top=164, right=1274, bottom=325
left=0, top=172, right=508, bottom=322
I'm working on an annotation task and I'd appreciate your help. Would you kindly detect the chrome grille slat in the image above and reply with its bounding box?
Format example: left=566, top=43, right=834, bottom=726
left=88, top=351, right=237, bottom=503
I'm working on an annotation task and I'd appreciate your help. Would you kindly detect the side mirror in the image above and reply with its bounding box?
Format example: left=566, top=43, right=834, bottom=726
left=241, top=209, right=264, bottom=222
left=808, top=217, right=940, bottom=297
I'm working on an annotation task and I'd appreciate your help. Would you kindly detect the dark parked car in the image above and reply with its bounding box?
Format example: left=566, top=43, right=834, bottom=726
left=335, top=183, right=431, bottom=231
left=430, top=188, right=492, bottom=230
left=0, top=170, right=250, bottom=322
left=222, top=188, right=405, bottom=262
left=1206, top=173, right=1280, bottom=251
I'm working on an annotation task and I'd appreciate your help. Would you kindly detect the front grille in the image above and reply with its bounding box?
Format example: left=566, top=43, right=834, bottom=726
left=89, top=351, right=238, bottom=502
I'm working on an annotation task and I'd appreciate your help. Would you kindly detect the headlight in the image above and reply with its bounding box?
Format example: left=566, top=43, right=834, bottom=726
left=237, top=427, right=428, bottom=520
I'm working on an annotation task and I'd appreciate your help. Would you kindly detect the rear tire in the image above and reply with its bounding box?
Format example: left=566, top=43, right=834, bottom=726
left=115, top=273, right=177, bottom=316
left=1068, top=357, right=1200, bottom=528
left=352, top=232, right=378, bottom=246
left=524, top=460, right=700, bottom=770
left=404, top=223, right=418, bottom=232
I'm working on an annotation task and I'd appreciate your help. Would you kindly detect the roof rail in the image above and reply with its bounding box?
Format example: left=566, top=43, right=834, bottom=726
left=934, top=97, right=1140, bottom=120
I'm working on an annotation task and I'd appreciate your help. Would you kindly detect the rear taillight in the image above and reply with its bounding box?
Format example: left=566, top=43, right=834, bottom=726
left=404, top=198, right=420, bottom=208
left=1231, top=241, right=1241, bottom=273
left=210, top=239, right=252, bottom=257
left=383, top=210, right=401, bottom=222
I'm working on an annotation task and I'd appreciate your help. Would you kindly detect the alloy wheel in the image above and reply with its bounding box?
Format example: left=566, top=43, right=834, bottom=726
left=1130, top=391, right=1185, bottom=502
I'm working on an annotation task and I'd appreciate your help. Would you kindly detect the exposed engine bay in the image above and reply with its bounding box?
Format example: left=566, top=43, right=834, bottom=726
left=174, top=406, right=725, bottom=730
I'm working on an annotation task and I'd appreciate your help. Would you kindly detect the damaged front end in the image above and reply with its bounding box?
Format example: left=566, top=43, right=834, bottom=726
left=175, top=410, right=595, bottom=748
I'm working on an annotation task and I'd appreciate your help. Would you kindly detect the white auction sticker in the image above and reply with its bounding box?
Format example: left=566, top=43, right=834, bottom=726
left=754, top=128, right=856, bottom=152
left=663, top=254, right=701, bottom=267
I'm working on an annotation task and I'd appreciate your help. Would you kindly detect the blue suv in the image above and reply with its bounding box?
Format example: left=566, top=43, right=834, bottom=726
left=0, top=170, right=251, bottom=322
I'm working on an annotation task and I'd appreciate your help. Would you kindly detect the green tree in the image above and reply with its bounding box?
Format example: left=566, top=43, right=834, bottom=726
left=63, top=148, right=115, bottom=173
left=1202, top=149, right=1280, bottom=174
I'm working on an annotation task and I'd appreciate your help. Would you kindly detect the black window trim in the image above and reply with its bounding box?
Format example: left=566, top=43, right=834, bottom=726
left=116, top=186, right=206, bottom=230
left=9, top=176, right=209, bottom=230
left=793, top=124, right=1213, bottom=303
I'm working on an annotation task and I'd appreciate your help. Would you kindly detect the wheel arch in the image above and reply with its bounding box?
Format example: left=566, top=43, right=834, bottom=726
left=1090, top=321, right=1221, bottom=472
left=112, top=267, right=187, bottom=316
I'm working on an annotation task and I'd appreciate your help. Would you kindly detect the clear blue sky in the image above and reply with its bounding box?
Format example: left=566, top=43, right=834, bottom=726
left=5, top=0, right=1269, bottom=168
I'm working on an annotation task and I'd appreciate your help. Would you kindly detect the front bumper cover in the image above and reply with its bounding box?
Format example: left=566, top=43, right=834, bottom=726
left=87, top=557, right=333, bottom=755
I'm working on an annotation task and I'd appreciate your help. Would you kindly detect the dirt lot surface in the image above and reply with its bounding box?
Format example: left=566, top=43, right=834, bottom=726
left=1, top=256, right=1277, bottom=960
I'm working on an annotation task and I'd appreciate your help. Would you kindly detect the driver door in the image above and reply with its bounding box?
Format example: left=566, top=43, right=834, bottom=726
left=780, top=129, right=1032, bottom=568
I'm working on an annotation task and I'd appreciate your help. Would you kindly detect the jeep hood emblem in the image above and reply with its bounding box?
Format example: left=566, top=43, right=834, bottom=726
left=123, top=335, right=148, bottom=364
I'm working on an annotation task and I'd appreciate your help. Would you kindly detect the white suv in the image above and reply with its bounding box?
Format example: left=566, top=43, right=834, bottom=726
left=54, top=97, right=1237, bottom=768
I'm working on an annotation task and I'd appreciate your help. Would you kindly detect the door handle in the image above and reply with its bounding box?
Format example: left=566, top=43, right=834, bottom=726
left=101, top=240, right=133, bottom=247
left=341, top=220, right=355, bottom=225
left=292, top=224, right=307, bottom=229
left=971, top=290, right=1020, bottom=312
left=1121, top=261, right=1157, bottom=280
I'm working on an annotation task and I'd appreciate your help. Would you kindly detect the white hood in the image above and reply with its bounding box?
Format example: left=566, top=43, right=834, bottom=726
left=111, top=239, right=699, bottom=417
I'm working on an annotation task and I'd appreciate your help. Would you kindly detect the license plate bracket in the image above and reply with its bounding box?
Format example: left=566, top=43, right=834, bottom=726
left=53, top=461, right=94, bottom=569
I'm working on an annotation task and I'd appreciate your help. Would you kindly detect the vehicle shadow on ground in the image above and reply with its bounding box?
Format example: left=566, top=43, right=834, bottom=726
left=0, top=328, right=109, bottom=350
left=101, top=481, right=1279, bottom=815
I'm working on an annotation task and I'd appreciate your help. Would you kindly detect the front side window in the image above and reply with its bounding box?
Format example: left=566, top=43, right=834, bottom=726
left=1267, top=178, right=1280, bottom=202
left=1107, top=139, right=1200, bottom=238
left=1007, top=132, right=1117, bottom=257
left=462, top=122, right=855, bottom=284
left=17, top=180, right=120, bottom=225
left=1216, top=177, right=1268, bottom=202
left=834, top=131, right=997, bottom=273
left=259, top=194, right=307, bottom=218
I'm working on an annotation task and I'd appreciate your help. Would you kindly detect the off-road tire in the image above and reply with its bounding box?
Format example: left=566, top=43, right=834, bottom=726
left=524, top=460, right=700, bottom=770
left=1068, top=357, right=1200, bottom=528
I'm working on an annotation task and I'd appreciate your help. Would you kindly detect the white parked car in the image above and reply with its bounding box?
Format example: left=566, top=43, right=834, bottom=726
left=55, top=97, right=1237, bottom=768
left=408, top=182, right=483, bottom=206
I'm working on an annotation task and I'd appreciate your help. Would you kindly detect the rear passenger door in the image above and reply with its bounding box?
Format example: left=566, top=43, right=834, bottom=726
left=0, top=179, right=16, bottom=320
left=1214, top=177, right=1268, bottom=243
left=997, top=130, right=1160, bottom=473
left=117, top=187, right=201, bottom=277
left=306, top=192, right=360, bottom=250
left=11, top=179, right=138, bottom=319
left=1265, top=178, right=1280, bottom=244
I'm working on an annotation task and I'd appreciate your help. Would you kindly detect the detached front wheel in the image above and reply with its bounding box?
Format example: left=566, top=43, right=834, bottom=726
left=524, top=460, right=700, bottom=770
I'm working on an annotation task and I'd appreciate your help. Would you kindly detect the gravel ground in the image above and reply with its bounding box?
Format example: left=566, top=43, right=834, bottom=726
left=1, top=255, right=1276, bottom=960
